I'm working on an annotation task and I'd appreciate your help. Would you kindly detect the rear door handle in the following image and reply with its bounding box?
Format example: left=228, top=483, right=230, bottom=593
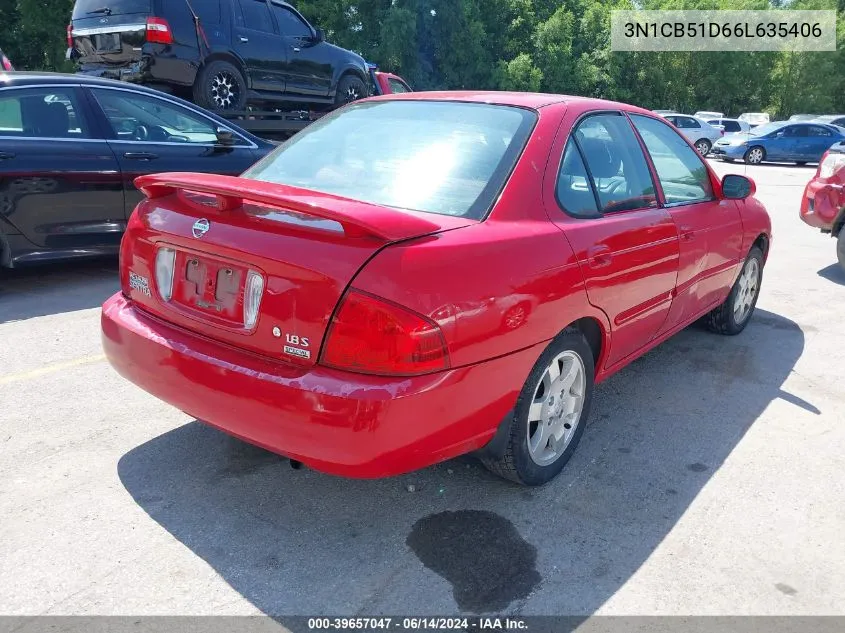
left=239, top=36, right=249, bottom=43
left=292, top=47, right=301, bottom=52
left=0, top=152, right=15, bottom=160
left=123, top=152, right=158, bottom=161
left=587, top=245, right=613, bottom=268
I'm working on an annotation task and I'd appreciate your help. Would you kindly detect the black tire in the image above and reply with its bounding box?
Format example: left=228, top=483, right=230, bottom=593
left=334, top=74, right=367, bottom=107
left=480, top=328, right=595, bottom=486
left=193, top=60, right=247, bottom=112
left=704, top=246, right=764, bottom=335
left=694, top=139, right=711, bottom=156
left=837, top=229, right=845, bottom=272
left=744, top=146, right=765, bottom=165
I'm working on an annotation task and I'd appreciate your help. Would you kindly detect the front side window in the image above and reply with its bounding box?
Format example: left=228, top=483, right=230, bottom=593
left=242, top=100, right=536, bottom=219
left=238, top=0, right=275, bottom=33
left=570, top=114, right=657, bottom=214
left=92, top=89, right=239, bottom=145
left=273, top=5, right=311, bottom=37
left=0, top=88, right=88, bottom=139
left=630, top=114, right=714, bottom=205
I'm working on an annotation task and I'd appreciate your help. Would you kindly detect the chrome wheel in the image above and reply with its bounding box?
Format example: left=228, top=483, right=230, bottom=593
left=210, top=71, right=240, bottom=109
left=746, top=147, right=764, bottom=164
left=695, top=139, right=711, bottom=156
left=526, top=351, right=586, bottom=467
left=733, top=257, right=760, bottom=325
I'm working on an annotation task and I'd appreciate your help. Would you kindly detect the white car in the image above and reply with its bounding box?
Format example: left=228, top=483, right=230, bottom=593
left=664, top=114, right=724, bottom=155
left=739, top=112, right=771, bottom=128
left=707, top=118, right=752, bottom=134
left=694, top=110, right=724, bottom=120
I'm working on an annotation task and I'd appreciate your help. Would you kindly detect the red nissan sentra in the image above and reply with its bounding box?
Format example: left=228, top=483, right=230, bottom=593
left=102, top=92, right=772, bottom=485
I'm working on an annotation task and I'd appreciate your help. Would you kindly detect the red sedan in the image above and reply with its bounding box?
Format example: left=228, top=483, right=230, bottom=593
left=102, top=92, right=772, bottom=485
left=800, top=144, right=845, bottom=270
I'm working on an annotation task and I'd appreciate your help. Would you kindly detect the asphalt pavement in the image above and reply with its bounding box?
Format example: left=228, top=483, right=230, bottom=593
left=1, top=159, right=843, bottom=619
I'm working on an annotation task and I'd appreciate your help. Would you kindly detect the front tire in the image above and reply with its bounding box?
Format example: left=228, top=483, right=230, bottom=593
left=334, top=74, right=367, bottom=107
left=694, top=139, right=712, bottom=156
left=480, top=328, right=594, bottom=486
left=193, top=60, right=247, bottom=112
left=704, top=246, right=764, bottom=335
left=744, top=146, right=765, bottom=165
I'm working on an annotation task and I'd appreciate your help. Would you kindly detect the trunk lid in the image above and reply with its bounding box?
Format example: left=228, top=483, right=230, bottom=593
left=121, top=173, right=475, bottom=367
left=71, top=0, right=152, bottom=67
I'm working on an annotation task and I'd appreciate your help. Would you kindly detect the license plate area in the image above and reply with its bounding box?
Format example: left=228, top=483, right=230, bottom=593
left=94, top=33, right=121, bottom=53
left=170, top=249, right=249, bottom=328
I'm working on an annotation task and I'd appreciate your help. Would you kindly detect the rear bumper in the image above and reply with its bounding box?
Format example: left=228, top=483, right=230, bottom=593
left=801, top=178, right=842, bottom=230
left=102, top=293, right=543, bottom=478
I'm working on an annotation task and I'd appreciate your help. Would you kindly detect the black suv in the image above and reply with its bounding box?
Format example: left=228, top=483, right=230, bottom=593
left=67, top=0, right=370, bottom=112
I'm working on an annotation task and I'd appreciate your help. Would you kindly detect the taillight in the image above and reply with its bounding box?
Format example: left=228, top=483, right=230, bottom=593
left=146, top=17, right=173, bottom=44
left=66, top=24, right=74, bottom=48
left=154, top=247, right=176, bottom=301
left=321, top=290, right=449, bottom=376
left=0, top=55, right=11, bottom=72
left=244, top=270, right=264, bottom=329
left=819, top=151, right=845, bottom=178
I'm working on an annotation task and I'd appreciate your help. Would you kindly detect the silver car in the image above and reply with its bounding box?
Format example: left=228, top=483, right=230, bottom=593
left=664, top=114, right=723, bottom=155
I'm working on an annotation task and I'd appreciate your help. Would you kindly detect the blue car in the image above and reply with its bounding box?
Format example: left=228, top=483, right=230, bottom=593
left=711, top=121, right=845, bottom=165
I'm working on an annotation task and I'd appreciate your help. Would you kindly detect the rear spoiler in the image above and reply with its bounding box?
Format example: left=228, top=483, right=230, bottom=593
left=135, top=173, right=444, bottom=241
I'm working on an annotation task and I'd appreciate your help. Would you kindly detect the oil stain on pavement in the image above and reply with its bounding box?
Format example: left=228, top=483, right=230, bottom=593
left=406, top=510, right=541, bottom=612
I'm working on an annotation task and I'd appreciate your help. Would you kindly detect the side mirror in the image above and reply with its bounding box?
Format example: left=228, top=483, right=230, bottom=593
left=722, top=174, right=755, bottom=200
left=215, top=126, right=235, bottom=146
left=313, top=28, right=325, bottom=43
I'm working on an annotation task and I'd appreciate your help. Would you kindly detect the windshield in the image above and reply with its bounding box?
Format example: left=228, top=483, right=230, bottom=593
left=749, top=122, right=785, bottom=136
left=242, top=101, right=537, bottom=219
left=72, top=0, right=151, bottom=19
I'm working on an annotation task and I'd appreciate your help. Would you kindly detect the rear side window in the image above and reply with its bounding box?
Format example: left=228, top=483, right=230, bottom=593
left=569, top=114, right=657, bottom=214
left=0, top=88, right=89, bottom=139
left=237, top=0, right=275, bottom=33
left=808, top=125, right=832, bottom=137
left=273, top=5, right=311, bottom=37
left=242, top=100, right=536, bottom=219
left=72, top=0, right=151, bottom=19
left=724, top=121, right=741, bottom=132
left=630, top=115, right=714, bottom=205
left=556, top=139, right=599, bottom=218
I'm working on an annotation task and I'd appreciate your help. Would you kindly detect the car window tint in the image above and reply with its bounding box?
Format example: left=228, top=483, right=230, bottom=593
left=273, top=5, right=311, bottom=37
left=685, top=117, right=701, bottom=128
left=92, top=89, right=238, bottom=145
left=388, top=78, right=411, bottom=94
left=808, top=125, right=832, bottom=137
left=242, top=100, right=536, bottom=219
left=0, top=88, right=88, bottom=139
left=572, top=114, right=657, bottom=214
left=724, top=121, right=740, bottom=132
left=556, top=138, right=599, bottom=218
left=630, top=114, right=714, bottom=205
left=237, top=0, right=274, bottom=33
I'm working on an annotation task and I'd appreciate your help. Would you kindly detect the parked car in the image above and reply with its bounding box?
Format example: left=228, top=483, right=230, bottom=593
left=694, top=110, right=723, bottom=120
left=368, top=65, right=412, bottom=95
left=663, top=114, right=723, bottom=155
left=652, top=109, right=677, bottom=116
left=0, top=72, right=274, bottom=267
left=800, top=142, right=845, bottom=270
left=812, top=114, right=845, bottom=128
left=707, top=118, right=751, bottom=134
left=789, top=114, right=820, bottom=121
left=0, top=48, right=13, bottom=71
left=67, top=0, right=370, bottom=112
left=738, top=112, right=770, bottom=128
left=102, top=91, right=771, bottom=486
left=711, top=121, right=845, bottom=165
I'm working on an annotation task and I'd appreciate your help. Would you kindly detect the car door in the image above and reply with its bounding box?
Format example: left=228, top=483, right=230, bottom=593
left=232, top=0, right=287, bottom=93
left=550, top=112, right=680, bottom=368
left=804, top=125, right=836, bottom=162
left=630, top=114, right=743, bottom=327
left=768, top=125, right=802, bottom=161
left=86, top=86, right=263, bottom=216
left=270, top=3, right=332, bottom=97
left=0, top=86, right=124, bottom=253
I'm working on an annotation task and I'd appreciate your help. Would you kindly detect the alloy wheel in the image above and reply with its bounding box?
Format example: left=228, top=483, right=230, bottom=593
left=211, top=71, right=240, bottom=109
left=747, top=147, right=764, bottom=164
left=526, top=350, right=587, bottom=466
left=733, top=257, right=760, bottom=325
left=695, top=140, right=711, bottom=156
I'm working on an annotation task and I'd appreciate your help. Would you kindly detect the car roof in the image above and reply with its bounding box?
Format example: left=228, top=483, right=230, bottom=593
left=364, top=90, right=654, bottom=113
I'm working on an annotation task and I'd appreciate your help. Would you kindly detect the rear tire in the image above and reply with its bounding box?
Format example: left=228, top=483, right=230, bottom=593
left=480, top=328, right=594, bottom=486
left=703, top=246, right=764, bottom=335
left=694, top=139, right=712, bottom=156
left=193, top=60, right=247, bottom=112
left=334, top=74, right=367, bottom=107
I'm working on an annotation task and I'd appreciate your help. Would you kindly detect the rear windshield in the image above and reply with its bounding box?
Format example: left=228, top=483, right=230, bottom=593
left=241, top=100, right=537, bottom=219
left=72, top=0, right=151, bottom=19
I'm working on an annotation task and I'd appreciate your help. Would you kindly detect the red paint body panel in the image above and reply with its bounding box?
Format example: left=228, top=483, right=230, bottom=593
left=373, top=71, right=412, bottom=95
left=801, top=167, right=844, bottom=230
left=103, top=92, right=772, bottom=478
